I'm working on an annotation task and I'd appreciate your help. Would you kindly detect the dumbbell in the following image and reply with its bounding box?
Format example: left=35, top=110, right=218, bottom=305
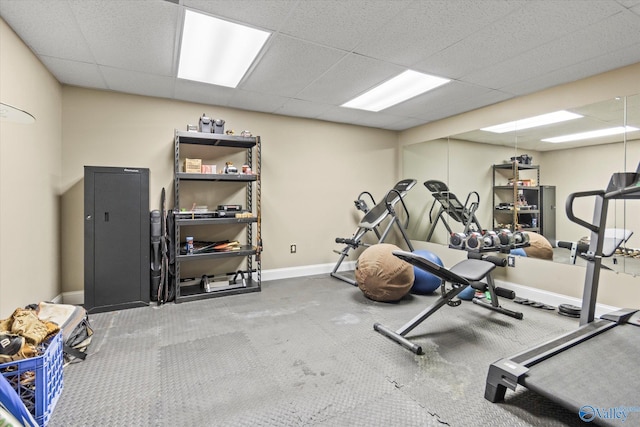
left=498, top=229, right=514, bottom=246
left=450, top=232, right=466, bottom=249
left=482, top=230, right=500, bottom=248
left=513, top=231, right=530, bottom=245
left=465, top=231, right=484, bottom=251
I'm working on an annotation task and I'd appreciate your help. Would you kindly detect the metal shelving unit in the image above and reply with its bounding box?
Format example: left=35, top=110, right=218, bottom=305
left=173, top=130, right=262, bottom=303
left=492, top=163, right=541, bottom=232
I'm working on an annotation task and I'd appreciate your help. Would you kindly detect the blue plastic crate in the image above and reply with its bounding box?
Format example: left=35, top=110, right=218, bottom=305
left=0, top=332, right=64, bottom=426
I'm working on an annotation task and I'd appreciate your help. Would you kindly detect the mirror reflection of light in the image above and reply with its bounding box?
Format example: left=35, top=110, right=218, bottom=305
left=480, top=111, right=583, bottom=133
left=542, top=126, right=640, bottom=143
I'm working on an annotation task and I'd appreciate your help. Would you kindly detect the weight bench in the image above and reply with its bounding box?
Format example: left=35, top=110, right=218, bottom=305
left=424, top=180, right=483, bottom=242
left=374, top=250, right=522, bottom=355
left=557, top=228, right=633, bottom=266
left=331, top=179, right=417, bottom=286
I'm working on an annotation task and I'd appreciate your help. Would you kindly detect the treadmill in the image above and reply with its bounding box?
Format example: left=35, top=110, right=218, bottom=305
left=485, top=163, right=640, bottom=426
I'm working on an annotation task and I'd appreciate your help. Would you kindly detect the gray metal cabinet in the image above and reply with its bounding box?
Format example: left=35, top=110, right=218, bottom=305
left=84, top=166, right=150, bottom=313
left=539, top=185, right=556, bottom=243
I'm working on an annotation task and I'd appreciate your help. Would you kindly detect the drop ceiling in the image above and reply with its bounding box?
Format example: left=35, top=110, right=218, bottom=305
left=452, top=94, right=640, bottom=151
left=1, top=0, right=640, bottom=131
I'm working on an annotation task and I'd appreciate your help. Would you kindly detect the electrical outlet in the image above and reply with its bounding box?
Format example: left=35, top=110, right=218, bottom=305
left=290, top=244, right=296, bottom=254
left=508, top=255, right=516, bottom=267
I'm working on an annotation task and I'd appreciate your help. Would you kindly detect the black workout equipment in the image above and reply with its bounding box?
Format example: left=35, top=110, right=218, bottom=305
left=558, top=303, right=581, bottom=318
left=331, top=179, right=417, bottom=286
left=556, top=228, right=633, bottom=265
left=485, top=162, right=640, bottom=423
left=424, top=180, right=483, bottom=242
left=373, top=250, right=522, bottom=355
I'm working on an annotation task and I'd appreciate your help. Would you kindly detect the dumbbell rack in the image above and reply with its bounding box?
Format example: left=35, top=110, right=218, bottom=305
left=449, top=230, right=530, bottom=253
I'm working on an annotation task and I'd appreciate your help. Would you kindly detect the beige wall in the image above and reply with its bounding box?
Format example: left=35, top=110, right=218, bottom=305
left=0, top=19, right=62, bottom=317
left=60, top=87, right=399, bottom=294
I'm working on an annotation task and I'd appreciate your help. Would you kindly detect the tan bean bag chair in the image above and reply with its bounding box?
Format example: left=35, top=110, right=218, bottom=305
left=355, top=243, right=414, bottom=302
left=523, top=232, right=554, bottom=260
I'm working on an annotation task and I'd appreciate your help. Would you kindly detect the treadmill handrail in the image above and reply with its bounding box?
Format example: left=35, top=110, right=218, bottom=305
left=565, top=189, right=604, bottom=232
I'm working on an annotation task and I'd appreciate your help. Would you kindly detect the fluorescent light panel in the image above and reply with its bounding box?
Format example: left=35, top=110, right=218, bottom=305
left=542, top=126, right=640, bottom=143
left=342, top=70, right=450, bottom=112
left=481, top=110, right=583, bottom=133
left=178, top=10, right=270, bottom=88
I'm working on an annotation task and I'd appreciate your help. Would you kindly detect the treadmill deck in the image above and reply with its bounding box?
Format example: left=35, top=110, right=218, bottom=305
left=520, top=324, right=640, bottom=426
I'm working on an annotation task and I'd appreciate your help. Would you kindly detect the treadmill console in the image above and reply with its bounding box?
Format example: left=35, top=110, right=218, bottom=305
left=605, top=163, right=640, bottom=199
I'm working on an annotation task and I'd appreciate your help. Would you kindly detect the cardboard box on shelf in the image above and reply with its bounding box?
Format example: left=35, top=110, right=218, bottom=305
left=184, top=158, right=202, bottom=173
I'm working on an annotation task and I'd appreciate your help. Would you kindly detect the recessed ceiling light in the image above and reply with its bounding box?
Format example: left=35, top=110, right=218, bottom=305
left=481, top=111, right=583, bottom=133
left=178, top=10, right=270, bottom=88
left=542, top=126, right=640, bottom=143
left=341, top=70, right=450, bottom=112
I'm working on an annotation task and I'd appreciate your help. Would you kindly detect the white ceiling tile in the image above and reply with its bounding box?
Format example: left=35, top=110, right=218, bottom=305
left=354, top=0, right=525, bottom=66
left=39, top=56, right=106, bottom=88
left=422, top=89, right=513, bottom=122
left=227, top=89, right=288, bottom=114
left=68, top=0, right=179, bottom=75
left=183, top=0, right=296, bottom=31
left=617, top=0, right=640, bottom=8
left=101, top=67, right=176, bottom=99
left=385, top=117, right=428, bottom=131
left=350, top=111, right=406, bottom=130
left=0, top=0, right=93, bottom=61
left=415, top=0, right=626, bottom=80
left=383, top=81, right=503, bottom=119
left=274, top=99, right=333, bottom=119
left=296, top=54, right=404, bottom=105
left=464, top=9, right=640, bottom=91
left=503, top=45, right=640, bottom=96
left=174, top=79, right=236, bottom=106
left=280, top=0, right=412, bottom=51
left=241, top=34, right=346, bottom=97
left=316, top=106, right=375, bottom=125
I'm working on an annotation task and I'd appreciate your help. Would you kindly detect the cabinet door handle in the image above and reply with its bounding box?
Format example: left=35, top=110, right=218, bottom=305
left=104, top=212, right=110, bottom=222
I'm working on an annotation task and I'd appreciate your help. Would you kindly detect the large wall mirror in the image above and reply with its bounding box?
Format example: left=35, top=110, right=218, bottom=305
left=404, top=94, right=639, bottom=276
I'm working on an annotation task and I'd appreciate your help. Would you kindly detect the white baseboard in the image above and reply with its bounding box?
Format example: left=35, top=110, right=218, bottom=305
left=260, top=261, right=356, bottom=281
left=58, top=263, right=619, bottom=319
left=57, top=261, right=357, bottom=306
left=60, top=291, right=84, bottom=306
left=494, top=279, right=620, bottom=318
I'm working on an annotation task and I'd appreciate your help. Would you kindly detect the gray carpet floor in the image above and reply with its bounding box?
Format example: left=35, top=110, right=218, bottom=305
left=48, top=274, right=591, bottom=426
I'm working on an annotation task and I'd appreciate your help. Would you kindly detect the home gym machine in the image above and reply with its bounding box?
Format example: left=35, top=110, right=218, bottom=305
left=485, top=163, right=640, bottom=425
left=424, top=180, right=483, bottom=242
left=373, top=238, right=526, bottom=355
left=331, top=179, right=416, bottom=286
